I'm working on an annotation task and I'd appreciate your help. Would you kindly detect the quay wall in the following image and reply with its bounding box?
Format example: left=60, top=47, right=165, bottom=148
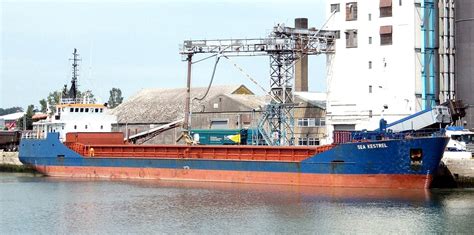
left=1, top=151, right=22, bottom=166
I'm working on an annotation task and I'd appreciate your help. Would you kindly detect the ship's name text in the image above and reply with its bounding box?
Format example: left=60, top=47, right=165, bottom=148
left=357, top=143, right=388, bottom=150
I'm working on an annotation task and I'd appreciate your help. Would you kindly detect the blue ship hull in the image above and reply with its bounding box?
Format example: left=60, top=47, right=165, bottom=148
left=19, top=133, right=449, bottom=188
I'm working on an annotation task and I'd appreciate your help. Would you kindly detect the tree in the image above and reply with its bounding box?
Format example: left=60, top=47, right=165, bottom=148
left=0, top=107, right=23, bottom=116
left=108, top=88, right=124, bottom=108
left=46, top=91, right=62, bottom=115
left=78, top=90, right=96, bottom=103
left=40, top=87, right=96, bottom=115
left=39, top=99, right=48, bottom=113
left=16, top=105, right=34, bottom=130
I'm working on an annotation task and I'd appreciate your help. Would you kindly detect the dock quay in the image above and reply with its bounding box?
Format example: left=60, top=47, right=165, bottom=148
left=441, top=157, right=474, bottom=188
left=0, top=151, right=37, bottom=173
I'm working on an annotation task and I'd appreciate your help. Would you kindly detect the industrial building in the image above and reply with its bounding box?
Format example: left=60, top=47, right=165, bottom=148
left=323, top=0, right=474, bottom=141
left=110, top=85, right=327, bottom=146
left=0, top=112, right=25, bottom=130
left=454, top=0, right=474, bottom=130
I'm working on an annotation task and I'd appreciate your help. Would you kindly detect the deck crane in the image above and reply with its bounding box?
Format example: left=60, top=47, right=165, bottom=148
left=179, top=22, right=338, bottom=146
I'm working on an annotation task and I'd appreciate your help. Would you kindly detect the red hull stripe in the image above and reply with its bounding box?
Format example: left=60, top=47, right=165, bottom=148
left=36, top=165, right=433, bottom=189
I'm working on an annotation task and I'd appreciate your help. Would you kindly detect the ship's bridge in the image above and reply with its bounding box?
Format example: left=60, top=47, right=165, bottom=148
left=32, top=99, right=116, bottom=141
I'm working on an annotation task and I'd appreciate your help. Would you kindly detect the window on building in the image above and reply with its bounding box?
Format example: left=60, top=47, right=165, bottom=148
left=298, top=138, right=308, bottom=146
left=369, top=85, right=373, bottom=93
left=399, top=0, right=402, bottom=6
left=297, top=118, right=326, bottom=127
left=85, top=125, right=88, bottom=129
left=331, top=3, right=340, bottom=13
left=369, top=36, right=372, bottom=44
left=380, top=0, right=392, bottom=17
left=369, top=13, right=372, bottom=21
left=80, top=108, right=84, bottom=112
left=74, top=125, right=77, bottom=129
left=75, top=108, right=79, bottom=112
left=100, top=125, right=103, bottom=130
left=369, top=61, right=372, bottom=69
left=369, top=110, right=373, bottom=118
left=380, top=25, right=393, bottom=45
left=308, top=138, right=320, bottom=146
left=95, top=108, right=99, bottom=113
left=346, top=2, right=358, bottom=21
left=345, top=29, right=358, bottom=48
left=334, top=124, right=356, bottom=131
left=70, top=108, right=73, bottom=112
left=210, top=120, right=228, bottom=129
left=85, top=108, right=89, bottom=112
left=298, top=137, right=320, bottom=146
left=100, top=108, right=103, bottom=113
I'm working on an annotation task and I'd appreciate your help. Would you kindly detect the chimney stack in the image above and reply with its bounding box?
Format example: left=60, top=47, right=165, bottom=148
left=294, top=18, right=308, bottom=92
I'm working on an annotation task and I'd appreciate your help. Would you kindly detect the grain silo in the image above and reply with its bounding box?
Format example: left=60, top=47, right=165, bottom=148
left=455, top=0, right=474, bottom=129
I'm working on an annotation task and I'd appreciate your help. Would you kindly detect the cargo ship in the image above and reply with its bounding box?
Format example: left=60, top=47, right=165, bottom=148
left=18, top=49, right=449, bottom=189
left=19, top=129, right=448, bottom=189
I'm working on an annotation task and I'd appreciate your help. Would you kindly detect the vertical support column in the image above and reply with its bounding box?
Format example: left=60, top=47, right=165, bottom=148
left=183, top=54, right=193, bottom=133
left=259, top=52, right=295, bottom=146
left=421, top=0, right=439, bottom=109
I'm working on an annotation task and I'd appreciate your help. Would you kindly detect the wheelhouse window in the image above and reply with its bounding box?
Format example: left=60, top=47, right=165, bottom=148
left=70, top=108, right=73, bottom=112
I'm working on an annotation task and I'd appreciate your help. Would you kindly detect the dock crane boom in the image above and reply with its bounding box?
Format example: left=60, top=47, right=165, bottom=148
left=180, top=22, right=338, bottom=146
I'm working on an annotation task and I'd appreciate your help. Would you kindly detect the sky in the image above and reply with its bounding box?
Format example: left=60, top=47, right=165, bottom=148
left=1, top=0, right=327, bottom=110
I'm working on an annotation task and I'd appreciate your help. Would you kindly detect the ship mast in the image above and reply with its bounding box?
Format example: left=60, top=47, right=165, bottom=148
left=69, top=48, right=81, bottom=101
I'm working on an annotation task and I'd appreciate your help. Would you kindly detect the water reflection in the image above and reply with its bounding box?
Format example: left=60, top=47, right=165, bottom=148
left=1, top=173, right=473, bottom=234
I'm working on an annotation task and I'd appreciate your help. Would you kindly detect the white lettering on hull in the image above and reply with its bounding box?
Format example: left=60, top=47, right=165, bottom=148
left=357, top=143, right=388, bottom=150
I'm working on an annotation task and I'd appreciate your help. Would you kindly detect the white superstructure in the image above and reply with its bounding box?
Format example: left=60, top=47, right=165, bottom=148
left=323, top=0, right=452, bottom=143
left=33, top=98, right=117, bottom=142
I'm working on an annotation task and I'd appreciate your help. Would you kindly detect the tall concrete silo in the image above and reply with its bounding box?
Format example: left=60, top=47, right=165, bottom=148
left=455, top=0, right=474, bottom=129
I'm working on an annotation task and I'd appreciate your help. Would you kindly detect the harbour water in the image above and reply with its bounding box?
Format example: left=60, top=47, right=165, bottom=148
left=1, top=173, right=473, bottom=234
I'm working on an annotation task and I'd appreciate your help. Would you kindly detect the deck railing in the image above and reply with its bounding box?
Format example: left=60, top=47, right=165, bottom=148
left=334, top=129, right=446, bottom=144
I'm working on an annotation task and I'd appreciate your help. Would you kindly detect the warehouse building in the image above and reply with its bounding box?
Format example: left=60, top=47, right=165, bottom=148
left=109, top=85, right=327, bottom=146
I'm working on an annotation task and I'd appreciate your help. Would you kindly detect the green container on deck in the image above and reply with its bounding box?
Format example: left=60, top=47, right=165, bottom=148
left=190, top=129, right=261, bottom=145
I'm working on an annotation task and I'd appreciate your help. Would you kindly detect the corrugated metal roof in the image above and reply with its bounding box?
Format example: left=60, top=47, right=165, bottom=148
left=109, top=85, right=251, bottom=124
left=221, top=94, right=267, bottom=110
left=0, top=112, right=25, bottom=120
